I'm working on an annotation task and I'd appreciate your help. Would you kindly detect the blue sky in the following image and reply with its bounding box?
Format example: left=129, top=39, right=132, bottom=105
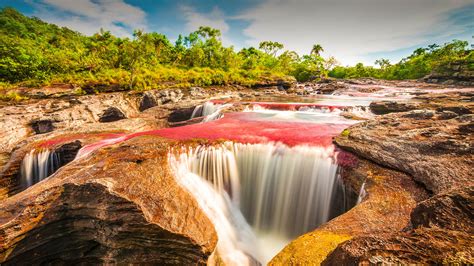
left=1, top=0, right=473, bottom=65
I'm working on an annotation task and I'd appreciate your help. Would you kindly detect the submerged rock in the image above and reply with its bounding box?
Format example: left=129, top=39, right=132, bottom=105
left=0, top=137, right=217, bottom=264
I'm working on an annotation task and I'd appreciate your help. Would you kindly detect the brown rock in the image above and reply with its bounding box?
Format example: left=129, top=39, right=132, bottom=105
left=324, top=186, right=474, bottom=264
left=335, top=110, right=473, bottom=193
left=0, top=137, right=217, bottom=264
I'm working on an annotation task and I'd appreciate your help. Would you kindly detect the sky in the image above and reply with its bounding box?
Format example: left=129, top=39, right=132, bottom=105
left=1, top=0, right=473, bottom=65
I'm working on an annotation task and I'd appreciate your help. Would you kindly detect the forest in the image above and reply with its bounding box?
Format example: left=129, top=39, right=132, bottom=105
left=1, top=7, right=473, bottom=92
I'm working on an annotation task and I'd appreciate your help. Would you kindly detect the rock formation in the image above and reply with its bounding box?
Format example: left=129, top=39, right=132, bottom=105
left=0, top=137, right=217, bottom=264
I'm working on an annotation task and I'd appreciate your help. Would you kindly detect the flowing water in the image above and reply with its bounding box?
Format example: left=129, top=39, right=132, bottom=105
left=191, top=101, right=232, bottom=122
left=171, top=141, right=352, bottom=264
left=20, top=149, right=60, bottom=188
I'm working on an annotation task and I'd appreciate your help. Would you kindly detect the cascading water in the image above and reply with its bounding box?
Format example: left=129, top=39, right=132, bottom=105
left=356, top=181, right=367, bottom=204
left=170, top=153, right=259, bottom=266
left=190, top=102, right=232, bottom=122
left=20, top=149, right=60, bottom=188
left=172, top=141, right=352, bottom=263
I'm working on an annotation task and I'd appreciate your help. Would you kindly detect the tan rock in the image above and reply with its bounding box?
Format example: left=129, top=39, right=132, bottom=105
left=0, top=137, right=217, bottom=264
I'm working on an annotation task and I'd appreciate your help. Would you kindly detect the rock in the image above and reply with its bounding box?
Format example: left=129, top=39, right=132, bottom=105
left=189, top=87, right=204, bottom=97
left=401, top=109, right=435, bottom=119
left=317, top=82, right=348, bottom=95
left=335, top=109, right=473, bottom=194
left=30, top=119, right=55, bottom=134
left=0, top=137, right=217, bottom=264
left=55, top=140, right=82, bottom=166
left=436, top=106, right=472, bottom=115
left=139, top=89, right=184, bottom=111
left=139, top=91, right=159, bottom=111
left=437, top=111, right=458, bottom=120
left=324, top=186, right=473, bottom=264
left=369, top=101, right=419, bottom=115
left=167, top=106, right=196, bottom=123
left=99, top=107, right=126, bottom=122
left=251, top=77, right=296, bottom=90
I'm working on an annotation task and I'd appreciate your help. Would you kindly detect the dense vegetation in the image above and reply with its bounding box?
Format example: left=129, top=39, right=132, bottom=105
left=0, top=7, right=472, bottom=94
left=329, top=41, right=474, bottom=79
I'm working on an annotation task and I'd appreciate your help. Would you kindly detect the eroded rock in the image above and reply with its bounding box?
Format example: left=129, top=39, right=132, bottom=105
left=99, top=107, right=127, bottom=122
left=0, top=137, right=217, bottom=264
left=324, top=186, right=474, bottom=264
left=335, top=109, right=473, bottom=193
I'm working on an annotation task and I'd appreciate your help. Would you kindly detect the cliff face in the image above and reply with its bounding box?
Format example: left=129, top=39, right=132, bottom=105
left=0, top=137, right=217, bottom=265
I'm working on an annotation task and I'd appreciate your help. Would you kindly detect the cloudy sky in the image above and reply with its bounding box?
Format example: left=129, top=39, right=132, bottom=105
left=1, top=0, right=473, bottom=65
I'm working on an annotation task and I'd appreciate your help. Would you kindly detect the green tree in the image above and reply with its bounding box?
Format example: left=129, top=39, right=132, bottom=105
left=311, top=44, right=324, bottom=56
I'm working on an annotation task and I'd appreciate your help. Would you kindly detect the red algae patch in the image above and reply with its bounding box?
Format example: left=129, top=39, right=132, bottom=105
left=78, top=111, right=356, bottom=158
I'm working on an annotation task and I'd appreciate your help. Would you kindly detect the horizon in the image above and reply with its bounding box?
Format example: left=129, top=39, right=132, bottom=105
left=1, top=0, right=473, bottom=66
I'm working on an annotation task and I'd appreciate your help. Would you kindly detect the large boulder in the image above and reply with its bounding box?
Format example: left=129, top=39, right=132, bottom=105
left=0, top=137, right=217, bottom=264
left=335, top=108, right=473, bottom=194
left=324, top=186, right=473, bottom=264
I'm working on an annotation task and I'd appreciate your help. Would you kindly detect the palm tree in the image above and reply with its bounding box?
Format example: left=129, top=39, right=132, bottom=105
left=311, top=44, right=324, bottom=56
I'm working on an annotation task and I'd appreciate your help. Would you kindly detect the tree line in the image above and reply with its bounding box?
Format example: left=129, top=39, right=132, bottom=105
left=0, top=7, right=472, bottom=91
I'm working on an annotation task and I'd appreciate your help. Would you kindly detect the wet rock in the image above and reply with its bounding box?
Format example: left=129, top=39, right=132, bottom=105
left=401, top=109, right=435, bottom=119
left=99, top=107, right=126, bottom=122
left=324, top=186, right=474, bottom=265
left=369, top=101, right=419, bottom=115
left=55, top=140, right=82, bottom=165
left=30, top=119, right=55, bottom=134
left=168, top=106, right=196, bottom=123
left=0, top=137, right=217, bottom=264
left=335, top=109, right=473, bottom=193
left=139, top=89, right=184, bottom=111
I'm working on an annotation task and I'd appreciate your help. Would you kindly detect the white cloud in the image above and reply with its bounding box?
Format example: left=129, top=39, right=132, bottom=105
left=237, top=0, right=473, bottom=65
left=180, top=4, right=233, bottom=46
left=32, top=0, right=147, bottom=37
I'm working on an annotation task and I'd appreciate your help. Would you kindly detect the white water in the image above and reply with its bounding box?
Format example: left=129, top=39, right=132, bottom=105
left=191, top=102, right=232, bottom=122
left=172, top=142, right=349, bottom=264
left=170, top=153, right=259, bottom=265
left=20, top=149, right=60, bottom=188
left=356, top=181, right=367, bottom=204
left=244, top=104, right=374, bottom=122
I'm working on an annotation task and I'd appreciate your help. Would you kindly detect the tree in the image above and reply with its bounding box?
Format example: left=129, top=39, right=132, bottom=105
left=259, top=41, right=284, bottom=56
left=311, top=44, right=324, bottom=56
left=375, top=58, right=390, bottom=69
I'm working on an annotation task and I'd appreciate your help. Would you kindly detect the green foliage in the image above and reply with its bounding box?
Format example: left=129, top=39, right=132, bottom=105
left=329, top=40, right=472, bottom=80
left=0, top=7, right=472, bottom=90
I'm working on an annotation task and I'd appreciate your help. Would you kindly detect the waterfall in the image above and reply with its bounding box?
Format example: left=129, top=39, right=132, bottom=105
left=356, top=181, right=367, bottom=204
left=173, top=141, right=351, bottom=263
left=184, top=145, right=241, bottom=205
left=20, top=149, right=60, bottom=188
left=190, top=102, right=232, bottom=122
left=169, top=153, right=259, bottom=265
